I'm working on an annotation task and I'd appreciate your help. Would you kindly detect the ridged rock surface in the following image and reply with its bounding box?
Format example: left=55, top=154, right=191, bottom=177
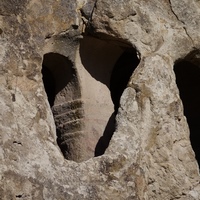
left=0, top=0, right=200, bottom=199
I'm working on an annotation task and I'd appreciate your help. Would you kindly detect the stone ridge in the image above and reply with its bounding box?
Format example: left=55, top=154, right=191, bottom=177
left=53, top=100, right=85, bottom=161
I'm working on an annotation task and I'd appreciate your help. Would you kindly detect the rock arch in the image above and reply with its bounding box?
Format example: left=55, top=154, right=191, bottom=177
left=42, top=39, right=140, bottom=162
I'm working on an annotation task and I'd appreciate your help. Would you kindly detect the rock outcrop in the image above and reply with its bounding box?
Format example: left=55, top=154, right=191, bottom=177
left=0, top=0, right=200, bottom=199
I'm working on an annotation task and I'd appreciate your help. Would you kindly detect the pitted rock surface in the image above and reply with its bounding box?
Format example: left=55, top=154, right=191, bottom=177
left=0, top=0, right=200, bottom=199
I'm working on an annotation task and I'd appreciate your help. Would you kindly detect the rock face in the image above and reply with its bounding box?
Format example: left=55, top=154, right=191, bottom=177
left=0, top=0, right=200, bottom=199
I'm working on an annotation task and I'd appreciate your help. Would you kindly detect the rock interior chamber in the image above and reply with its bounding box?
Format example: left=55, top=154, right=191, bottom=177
left=42, top=38, right=140, bottom=162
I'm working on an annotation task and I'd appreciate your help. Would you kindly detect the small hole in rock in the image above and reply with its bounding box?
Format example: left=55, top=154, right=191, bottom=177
left=72, top=24, right=79, bottom=29
left=16, top=194, right=23, bottom=198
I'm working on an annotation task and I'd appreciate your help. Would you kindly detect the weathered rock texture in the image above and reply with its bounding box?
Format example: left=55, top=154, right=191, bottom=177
left=0, top=0, right=200, bottom=199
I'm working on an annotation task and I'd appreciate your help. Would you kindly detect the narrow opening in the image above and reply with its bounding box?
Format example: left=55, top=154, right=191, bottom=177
left=174, top=60, right=200, bottom=167
left=42, top=53, right=83, bottom=162
left=42, top=53, right=78, bottom=104
left=42, top=66, right=55, bottom=107
left=95, top=49, right=140, bottom=156
left=110, top=49, right=140, bottom=114
left=79, top=36, right=140, bottom=157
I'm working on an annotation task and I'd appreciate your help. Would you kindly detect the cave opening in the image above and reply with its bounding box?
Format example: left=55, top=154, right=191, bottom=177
left=79, top=36, right=140, bottom=157
left=95, top=48, right=140, bottom=156
left=42, top=39, right=140, bottom=161
left=42, top=52, right=84, bottom=161
left=174, top=60, right=200, bottom=167
left=110, top=49, right=140, bottom=114
left=42, top=53, right=76, bottom=103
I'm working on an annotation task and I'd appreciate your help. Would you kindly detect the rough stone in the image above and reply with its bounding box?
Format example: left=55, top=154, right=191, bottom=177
left=0, top=0, right=200, bottom=199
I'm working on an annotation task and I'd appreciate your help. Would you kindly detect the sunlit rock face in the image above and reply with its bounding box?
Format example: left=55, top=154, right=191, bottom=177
left=0, top=0, right=200, bottom=199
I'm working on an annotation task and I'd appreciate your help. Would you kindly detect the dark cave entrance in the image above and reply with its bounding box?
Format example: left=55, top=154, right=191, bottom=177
left=174, top=60, right=200, bottom=167
left=42, top=52, right=83, bottom=161
left=42, top=39, right=140, bottom=161
left=94, top=48, right=140, bottom=156
left=42, top=53, right=76, bottom=104
left=79, top=36, right=140, bottom=157
left=110, top=49, right=140, bottom=114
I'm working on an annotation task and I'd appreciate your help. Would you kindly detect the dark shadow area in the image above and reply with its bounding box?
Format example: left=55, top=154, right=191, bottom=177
left=95, top=49, right=140, bottom=156
left=174, top=60, right=200, bottom=167
left=79, top=36, right=124, bottom=88
left=42, top=66, right=55, bottom=107
left=42, top=52, right=81, bottom=161
left=110, top=49, right=140, bottom=114
left=42, top=53, right=74, bottom=97
left=95, top=113, right=116, bottom=156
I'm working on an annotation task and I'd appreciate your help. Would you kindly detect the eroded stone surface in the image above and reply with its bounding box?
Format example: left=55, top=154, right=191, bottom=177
left=0, top=0, right=200, bottom=199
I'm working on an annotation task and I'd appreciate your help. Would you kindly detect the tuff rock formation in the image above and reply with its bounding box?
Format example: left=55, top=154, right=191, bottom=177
left=0, top=0, right=200, bottom=199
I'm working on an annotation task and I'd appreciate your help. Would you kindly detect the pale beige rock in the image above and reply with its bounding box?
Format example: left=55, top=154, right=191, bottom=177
left=0, top=0, right=200, bottom=199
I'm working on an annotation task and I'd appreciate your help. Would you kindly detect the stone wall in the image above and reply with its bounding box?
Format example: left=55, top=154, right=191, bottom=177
left=0, top=0, right=200, bottom=199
